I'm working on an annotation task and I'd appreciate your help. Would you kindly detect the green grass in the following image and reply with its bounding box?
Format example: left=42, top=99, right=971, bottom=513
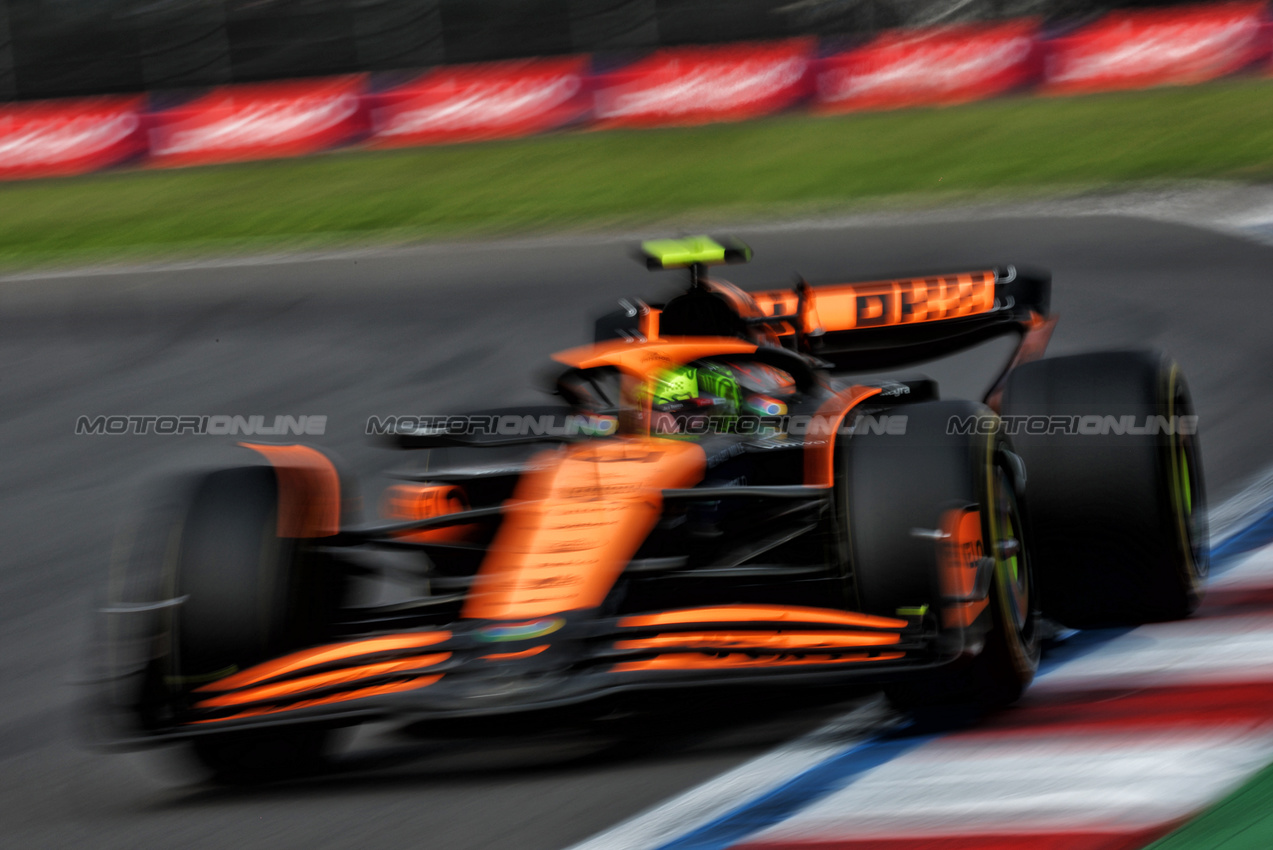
left=2, top=78, right=1273, bottom=266
left=1148, top=759, right=1273, bottom=849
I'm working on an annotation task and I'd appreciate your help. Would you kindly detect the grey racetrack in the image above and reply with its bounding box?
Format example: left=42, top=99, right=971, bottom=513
left=2, top=213, right=1270, bottom=850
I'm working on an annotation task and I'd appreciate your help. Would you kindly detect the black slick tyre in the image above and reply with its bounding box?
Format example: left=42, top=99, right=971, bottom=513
left=168, top=466, right=344, bottom=781
left=1001, top=351, right=1207, bottom=628
left=838, top=400, right=1040, bottom=710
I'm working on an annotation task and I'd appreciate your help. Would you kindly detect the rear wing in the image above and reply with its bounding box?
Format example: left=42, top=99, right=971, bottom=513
left=746, top=265, right=1050, bottom=370
left=620, top=238, right=1052, bottom=374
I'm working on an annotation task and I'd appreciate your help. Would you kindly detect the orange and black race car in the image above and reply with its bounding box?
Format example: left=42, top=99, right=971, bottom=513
left=88, top=237, right=1208, bottom=778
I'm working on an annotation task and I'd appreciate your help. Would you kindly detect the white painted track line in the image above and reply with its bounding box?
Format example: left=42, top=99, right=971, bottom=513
left=563, top=700, right=898, bottom=850
left=562, top=478, right=1273, bottom=850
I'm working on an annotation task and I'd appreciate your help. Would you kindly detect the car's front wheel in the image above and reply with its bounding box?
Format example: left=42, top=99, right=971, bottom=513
left=167, top=465, right=345, bottom=781
left=839, top=400, right=1040, bottom=710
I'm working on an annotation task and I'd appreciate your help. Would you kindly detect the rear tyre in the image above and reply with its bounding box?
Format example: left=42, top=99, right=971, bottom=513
left=839, top=401, right=1040, bottom=710
left=1001, top=351, right=1207, bottom=628
left=169, top=466, right=344, bottom=781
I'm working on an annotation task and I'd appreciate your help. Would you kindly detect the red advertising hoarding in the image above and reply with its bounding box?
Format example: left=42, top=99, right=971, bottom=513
left=147, top=76, right=368, bottom=168
left=815, top=21, right=1041, bottom=111
left=592, top=39, right=815, bottom=128
left=1044, top=3, right=1270, bottom=94
left=0, top=97, right=146, bottom=180
left=368, top=57, right=592, bottom=147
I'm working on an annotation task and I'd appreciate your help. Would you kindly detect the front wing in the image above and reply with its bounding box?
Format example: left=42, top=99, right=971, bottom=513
left=101, top=604, right=944, bottom=744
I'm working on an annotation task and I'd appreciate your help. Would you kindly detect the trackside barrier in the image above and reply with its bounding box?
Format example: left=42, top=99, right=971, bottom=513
left=0, top=96, right=146, bottom=180
left=146, top=77, right=370, bottom=169
left=1043, top=1, right=1272, bottom=95
left=0, top=2, right=1270, bottom=180
left=814, top=21, right=1043, bottom=111
left=366, top=57, right=594, bottom=147
left=591, top=39, right=816, bottom=128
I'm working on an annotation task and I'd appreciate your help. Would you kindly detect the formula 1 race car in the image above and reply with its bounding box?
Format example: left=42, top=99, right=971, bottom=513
left=88, top=236, right=1208, bottom=778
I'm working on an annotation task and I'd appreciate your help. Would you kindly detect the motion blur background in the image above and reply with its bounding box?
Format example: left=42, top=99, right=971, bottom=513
left=0, top=0, right=1240, bottom=99
left=3, top=1, right=1273, bottom=849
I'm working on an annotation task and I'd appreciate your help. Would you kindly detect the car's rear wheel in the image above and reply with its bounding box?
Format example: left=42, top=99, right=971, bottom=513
left=167, top=466, right=345, bottom=781
left=838, top=400, right=1040, bottom=710
left=1001, top=350, right=1207, bottom=628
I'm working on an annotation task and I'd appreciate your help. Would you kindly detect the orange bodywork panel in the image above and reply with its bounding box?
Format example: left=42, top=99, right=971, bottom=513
left=463, top=437, right=706, bottom=621
left=612, top=651, right=906, bottom=673
left=638, top=307, right=661, bottom=340
left=939, top=508, right=991, bottom=629
left=195, top=631, right=452, bottom=692
left=551, top=337, right=758, bottom=380
left=1012, top=310, right=1056, bottom=360
left=481, top=645, right=551, bottom=662
left=753, top=270, right=997, bottom=336
left=195, top=653, right=451, bottom=708
left=240, top=443, right=341, bottom=538
left=614, top=631, right=901, bottom=652
left=985, top=310, right=1058, bottom=412
left=618, top=604, right=906, bottom=630
left=190, top=675, right=443, bottom=724
left=382, top=483, right=479, bottom=543
left=802, top=386, right=884, bottom=487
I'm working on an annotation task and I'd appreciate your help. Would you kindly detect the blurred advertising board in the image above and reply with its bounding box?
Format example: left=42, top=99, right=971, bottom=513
left=147, top=77, right=369, bottom=168
left=0, top=97, right=146, bottom=180
left=592, top=39, right=815, bottom=127
left=1044, top=3, right=1271, bottom=94
left=814, top=21, right=1042, bottom=111
left=367, top=58, right=593, bottom=146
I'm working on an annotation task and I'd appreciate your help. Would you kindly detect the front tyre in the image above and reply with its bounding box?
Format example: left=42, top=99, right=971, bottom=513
left=891, top=459, right=1040, bottom=709
left=840, top=401, right=1040, bottom=710
left=168, top=466, right=345, bottom=781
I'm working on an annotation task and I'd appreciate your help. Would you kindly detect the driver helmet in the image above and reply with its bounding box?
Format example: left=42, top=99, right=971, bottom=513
left=646, top=363, right=741, bottom=436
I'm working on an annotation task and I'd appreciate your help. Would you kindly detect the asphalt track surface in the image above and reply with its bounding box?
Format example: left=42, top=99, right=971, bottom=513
left=2, top=214, right=1272, bottom=850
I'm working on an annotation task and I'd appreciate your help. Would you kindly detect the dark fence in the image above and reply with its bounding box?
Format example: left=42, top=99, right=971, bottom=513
left=0, top=0, right=1239, bottom=101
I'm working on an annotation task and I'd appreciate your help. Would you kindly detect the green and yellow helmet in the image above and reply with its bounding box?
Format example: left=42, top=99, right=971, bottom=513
left=649, top=364, right=703, bottom=407
left=645, top=363, right=742, bottom=436
left=650, top=364, right=743, bottom=410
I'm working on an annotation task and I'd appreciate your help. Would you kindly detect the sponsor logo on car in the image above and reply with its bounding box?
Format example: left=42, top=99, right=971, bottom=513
left=475, top=618, right=567, bottom=642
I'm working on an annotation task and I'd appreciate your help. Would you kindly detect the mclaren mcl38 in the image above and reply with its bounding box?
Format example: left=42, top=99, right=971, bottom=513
left=88, top=236, right=1207, bottom=778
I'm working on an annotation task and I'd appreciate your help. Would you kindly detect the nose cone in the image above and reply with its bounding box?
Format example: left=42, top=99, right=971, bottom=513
left=463, top=437, right=706, bottom=621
